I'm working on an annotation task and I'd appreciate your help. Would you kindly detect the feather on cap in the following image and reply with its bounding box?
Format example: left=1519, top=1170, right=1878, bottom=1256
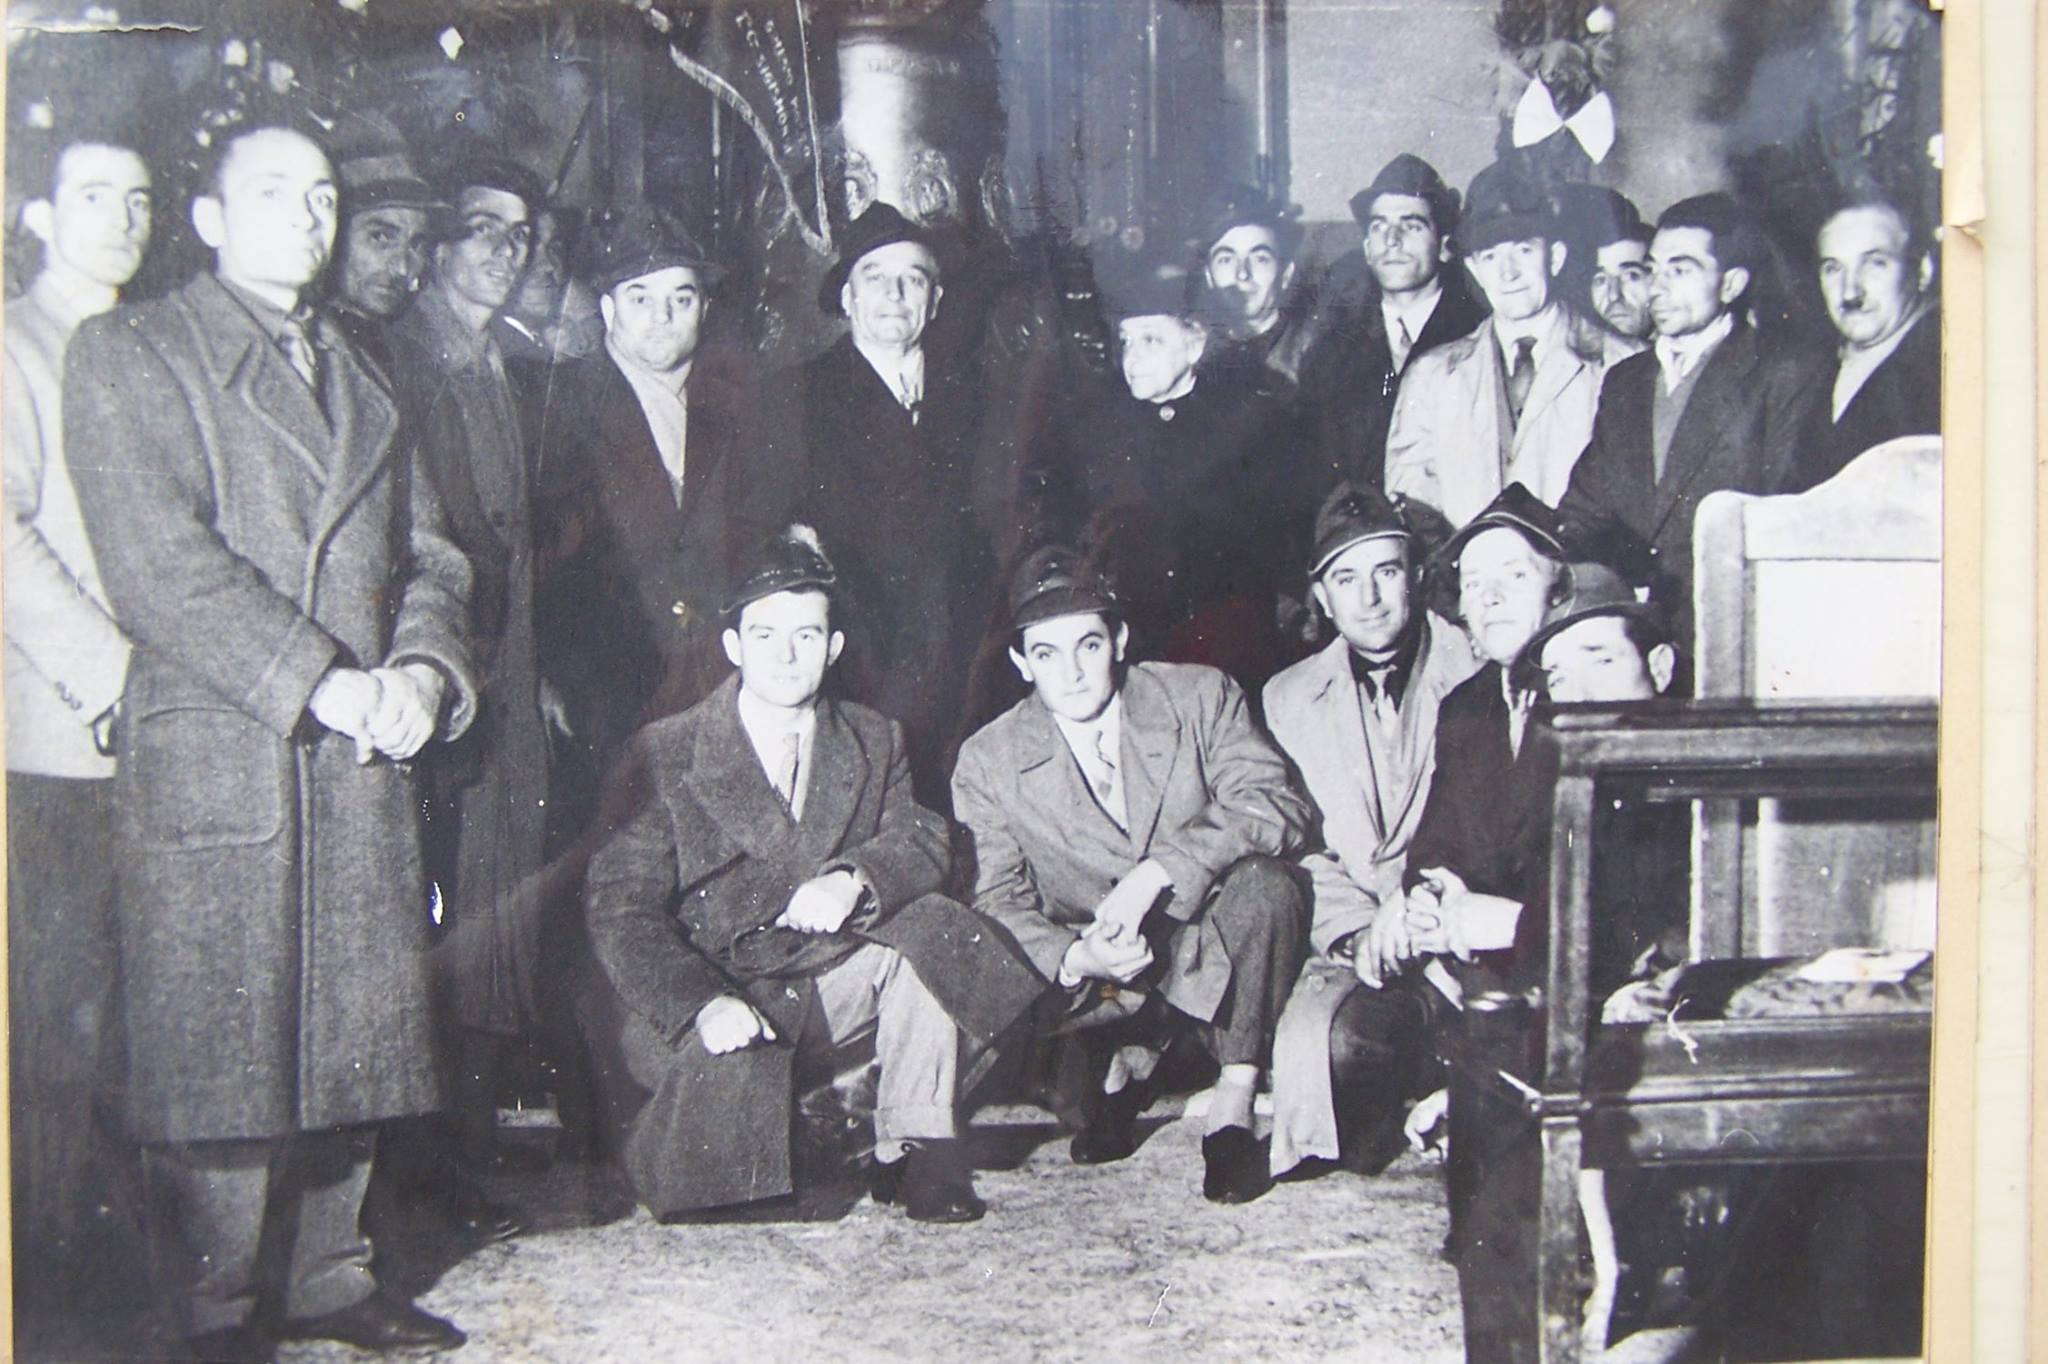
left=723, top=522, right=840, bottom=617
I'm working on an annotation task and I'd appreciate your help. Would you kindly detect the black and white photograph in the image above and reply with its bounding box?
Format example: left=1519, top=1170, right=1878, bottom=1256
left=2, top=0, right=1948, bottom=1359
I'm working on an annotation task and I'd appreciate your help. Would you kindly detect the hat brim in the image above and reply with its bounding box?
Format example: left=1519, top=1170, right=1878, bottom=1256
left=1011, top=585, right=1119, bottom=634
left=720, top=574, right=837, bottom=619
left=1309, top=526, right=1410, bottom=579
left=1515, top=599, right=1668, bottom=677
left=819, top=223, right=938, bottom=313
left=597, top=255, right=726, bottom=297
left=1462, top=211, right=1557, bottom=254
left=1433, top=506, right=1567, bottom=578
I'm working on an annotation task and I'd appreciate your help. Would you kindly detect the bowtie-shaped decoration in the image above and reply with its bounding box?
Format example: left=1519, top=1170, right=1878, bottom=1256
left=1512, top=76, right=1615, bottom=164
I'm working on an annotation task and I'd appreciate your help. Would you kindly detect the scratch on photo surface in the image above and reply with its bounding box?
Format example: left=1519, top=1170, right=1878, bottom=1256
left=1147, top=1283, right=1172, bottom=1326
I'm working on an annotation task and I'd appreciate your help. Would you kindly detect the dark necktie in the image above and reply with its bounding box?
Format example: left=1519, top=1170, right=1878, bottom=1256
left=1506, top=336, right=1537, bottom=425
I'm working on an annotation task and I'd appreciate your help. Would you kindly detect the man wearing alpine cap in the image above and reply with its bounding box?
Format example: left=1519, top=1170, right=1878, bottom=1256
left=952, top=545, right=1312, bottom=1204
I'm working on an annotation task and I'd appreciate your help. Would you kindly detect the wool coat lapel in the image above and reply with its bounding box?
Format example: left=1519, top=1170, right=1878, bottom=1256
left=792, top=698, right=868, bottom=865
left=1118, top=669, right=1184, bottom=853
left=185, top=276, right=331, bottom=488
left=308, top=313, right=402, bottom=550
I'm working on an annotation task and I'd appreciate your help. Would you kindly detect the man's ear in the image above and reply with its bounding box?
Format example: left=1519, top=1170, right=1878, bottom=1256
left=839, top=280, right=855, bottom=319
left=1309, top=581, right=1333, bottom=621
left=1915, top=251, right=1935, bottom=295
left=1548, top=240, right=1568, bottom=278
left=599, top=293, right=616, bottom=330
left=929, top=281, right=943, bottom=317
left=1279, top=260, right=1298, bottom=295
left=1007, top=646, right=1032, bottom=685
left=19, top=199, right=54, bottom=247
left=1717, top=265, right=1751, bottom=307
left=826, top=631, right=846, bottom=668
left=191, top=196, right=226, bottom=251
left=1647, top=642, right=1677, bottom=694
left=1112, top=620, right=1131, bottom=663
left=722, top=628, right=742, bottom=669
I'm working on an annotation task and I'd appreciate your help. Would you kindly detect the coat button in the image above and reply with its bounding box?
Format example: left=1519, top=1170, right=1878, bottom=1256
left=671, top=601, right=690, bottom=624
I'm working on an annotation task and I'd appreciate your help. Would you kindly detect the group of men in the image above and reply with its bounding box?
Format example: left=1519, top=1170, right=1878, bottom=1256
left=4, top=97, right=1938, bottom=1364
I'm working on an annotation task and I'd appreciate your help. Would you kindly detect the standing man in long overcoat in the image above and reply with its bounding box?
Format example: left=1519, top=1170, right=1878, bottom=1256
left=385, top=154, right=562, bottom=1174
left=65, top=122, right=476, bottom=1361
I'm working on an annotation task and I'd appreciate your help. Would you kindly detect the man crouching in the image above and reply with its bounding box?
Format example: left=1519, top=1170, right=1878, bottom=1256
left=952, top=547, right=1313, bottom=1203
left=582, top=525, right=1040, bottom=1223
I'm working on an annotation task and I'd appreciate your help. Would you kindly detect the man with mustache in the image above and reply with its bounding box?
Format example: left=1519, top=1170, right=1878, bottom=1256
left=323, top=137, right=442, bottom=376
left=66, top=120, right=475, bottom=1361
left=5, top=126, right=153, bottom=1314
left=386, top=155, right=567, bottom=1185
left=1384, top=167, right=1612, bottom=526
left=1789, top=194, right=1941, bottom=490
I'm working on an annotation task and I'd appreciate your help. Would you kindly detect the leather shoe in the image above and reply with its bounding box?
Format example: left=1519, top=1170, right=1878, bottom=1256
left=1068, top=1078, right=1152, bottom=1166
left=181, top=1323, right=275, bottom=1363
left=1202, top=1125, right=1269, bottom=1205
left=898, top=1139, right=985, bottom=1224
left=283, top=1289, right=466, bottom=1353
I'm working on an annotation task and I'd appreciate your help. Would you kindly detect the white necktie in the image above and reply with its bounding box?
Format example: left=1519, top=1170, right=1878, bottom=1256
left=1391, top=316, right=1416, bottom=374
left=1089, top=728, right=1128, bottom=831
left=777, top=730, right=803, bottom=819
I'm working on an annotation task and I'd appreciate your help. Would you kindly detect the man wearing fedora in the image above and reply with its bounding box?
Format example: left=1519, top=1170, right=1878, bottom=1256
left=1556, top=184, right=1654, bottom=364
left=746, top=202, right=993, bottom=810
left=1190, top=182, right=1312, bottom=390
left=1261, top=483, right=1479, bottom=1180
left=384, top=153, right=565, bottom=1180
left=1298, top=153, right=1490, bottom=494
left=951, top=547, right=1312, bottom=1204
left=323, top=128, right=443, bottom=377
left=1384, top=166, right=1612, bottom=526
left=532, top=205, right=742, bottom=831
left=580, top=525, right=1040, bottom=1223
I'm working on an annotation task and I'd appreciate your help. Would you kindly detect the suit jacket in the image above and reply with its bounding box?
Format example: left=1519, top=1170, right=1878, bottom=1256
left=4, top=274, right=130, bottom=777
left=743, top=334, right=996, bottom=804
left=1556, top=322, right=1830, bottom=638
left=583, top=674, right=1041, bottom=1209
left=1262, top=617, right=1481, bottom=954
left=1384, top=307, right=1610, bottom=525
left=952, top=662, right=1313, bottom=1022
left=1403, top=664, right=1545, bottom=908
left=66, top=271, right=477, bottom=1141
left=1790, top=304, right=1942, bottom=492
left=1296, top=267, right=1490, bottom=494
left=534, top=350, right=741, bottom=765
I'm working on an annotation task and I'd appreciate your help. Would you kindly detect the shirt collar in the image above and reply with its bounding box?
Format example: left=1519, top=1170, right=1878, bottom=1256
left=1347, top=615, right=1426, bottom=709
left=606, top=333, right=692, bottom=399
left=217, top=274, right=303, bottom=345
left=1050, top=692, right=1124, bottom=754
left=853, top=337, right=925, bottom=401
left=29, top=268, right=118, bottom=338
left=1492, top=302, right=1561, bottom=355
left=735, top=684, right=818, bottom=745
left=1653, top=311, right=1735, bottom=391
left=1381, top=277, right=1444, bottom=337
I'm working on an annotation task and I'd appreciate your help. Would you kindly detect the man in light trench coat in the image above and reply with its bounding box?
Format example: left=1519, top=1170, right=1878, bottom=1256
left=66, top=121, right=476, bottom=1362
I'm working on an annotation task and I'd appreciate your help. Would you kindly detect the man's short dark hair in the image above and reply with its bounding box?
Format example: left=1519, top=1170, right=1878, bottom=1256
left=198, top=117, right=331, bottom=202
left=439, top=155, right=546, bottom=218
left=1655, top=192, right=1765, bottom=299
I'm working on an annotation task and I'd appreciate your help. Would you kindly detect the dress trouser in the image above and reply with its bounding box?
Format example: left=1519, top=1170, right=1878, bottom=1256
left=6, top=773, right=123, bottom=1282
left=141, top=1128, right=378, bottom=1335
left=803, top=941, right=961, bottom=1159
left=1185, top=855, right=1307, bottom=1068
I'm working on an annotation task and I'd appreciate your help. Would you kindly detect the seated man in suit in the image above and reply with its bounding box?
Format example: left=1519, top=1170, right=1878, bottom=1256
left=1789, top=193, right=1941, bottom=491
left=1262, top=484, right=1479, bottom=1179
left=582, top=526, right=1041, bottom=1224
left=952, top=547, right=1313, bottom=1204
